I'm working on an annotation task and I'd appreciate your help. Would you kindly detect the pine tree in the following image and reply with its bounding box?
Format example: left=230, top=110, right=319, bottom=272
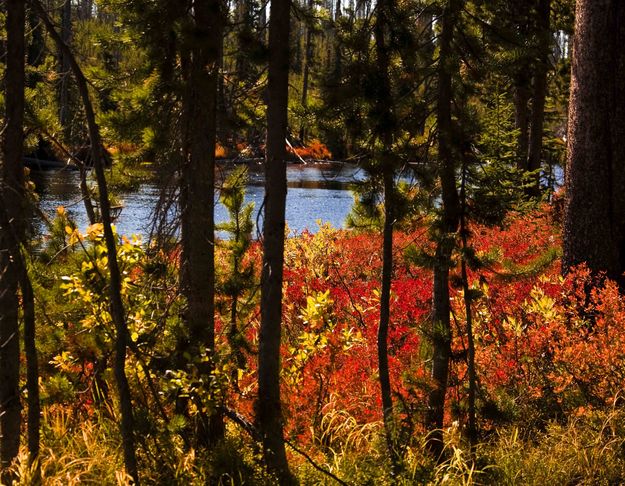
left=563, top=0, right=625, bottom=283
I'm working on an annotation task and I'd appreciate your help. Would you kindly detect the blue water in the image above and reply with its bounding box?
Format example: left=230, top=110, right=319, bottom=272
left=31, top=162, right=366, bottom=238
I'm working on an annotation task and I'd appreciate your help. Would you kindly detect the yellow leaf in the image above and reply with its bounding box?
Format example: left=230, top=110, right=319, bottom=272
left=86, top=223, right=104, bottom=240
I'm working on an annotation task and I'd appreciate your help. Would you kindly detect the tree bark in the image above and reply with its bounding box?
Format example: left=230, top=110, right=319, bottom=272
left=0, top=0, right=26, bottom=479
left=562, top=0, right=625, bottom=283
left=179, top=0, right=224, bottom=446
left=29, top=1, right=140, bottom=482
left=526, top=0, right=551, bottom=195
left=379, top=170, right=399, bottom=472
left=59, top=0, right=72, bottom=138
left=460, top=158, right=476, bottom=446
left=513, top=71, right=531, bottom=169
left=0, top=199, right=39, bottom=478
left=427, top=0, right=461, bottom=459
left=299, top=0, right=314, bottom=143
left=373, top=0, right=401, bottom=474
left=257, top=0, right=295, bottom=482
left=22, top=261, right=39, bottom=474
left=26, top=6, right=45, bottom=87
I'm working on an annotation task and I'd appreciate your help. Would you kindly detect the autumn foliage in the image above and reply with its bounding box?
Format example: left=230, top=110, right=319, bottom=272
left=209, top=206, right=625, bottom=450
left=37, top=205, right=625, bottom=482
left=288, top=139, right=333, bottom=160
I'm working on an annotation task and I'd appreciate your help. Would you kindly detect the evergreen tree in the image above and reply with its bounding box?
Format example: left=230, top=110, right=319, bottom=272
left=0, top=0, right=26, bottom=478
left=563, top=0, right=625, bottom=283
left=258, top=0, right=295, bottom=481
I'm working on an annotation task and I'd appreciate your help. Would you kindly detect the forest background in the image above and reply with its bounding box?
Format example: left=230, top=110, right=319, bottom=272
left=2, top=0, right=625, bottom=485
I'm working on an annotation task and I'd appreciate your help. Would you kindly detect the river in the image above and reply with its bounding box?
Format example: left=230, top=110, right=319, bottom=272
left=30, top=161, right=367, bottom=238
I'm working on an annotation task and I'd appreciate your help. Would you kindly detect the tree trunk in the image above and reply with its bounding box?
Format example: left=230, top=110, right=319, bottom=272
left=526, top=0, right=551, bottom=195
left=0, top=0, right=26, bottom=479
left=427, top=0, right=461, bottom=459
left=299, top=0, right=314, bottom=143
left=179, top=0, right=224, bottom=446
left=562, top=0, right=625, bottom=283
left=22, top=263, right=39, bottom=473
left=460, top=159, right=476, bottom=446
left=29, top=1, right=140, bottom=481
left=59, top=0, right=72, bottom=138
left=257, top=0, right=295, bottom=482
left=379, top=170, right=400, bottom=472
left=333, top=0, right=342, bottom=80
left=26, top=6, right=45, bottom=87
left=0, top=200, right=40, bottom=478
left=373, top=0, right=401, bottom=474
left=513, top=71, right=531, bottom=169
left=6, top=16, right=51, bottom=465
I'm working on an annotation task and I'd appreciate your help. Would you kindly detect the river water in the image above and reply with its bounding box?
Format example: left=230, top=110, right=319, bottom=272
left=31, top=161, right=366, bottom=238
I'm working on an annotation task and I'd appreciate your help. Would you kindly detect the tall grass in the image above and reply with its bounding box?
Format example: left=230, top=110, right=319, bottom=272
left=9, top=403, right=625, bottom=485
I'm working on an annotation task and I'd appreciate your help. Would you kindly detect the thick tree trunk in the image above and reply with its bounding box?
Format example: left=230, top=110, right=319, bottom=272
left=29, top=1, right=140, bottom=482
left=0, top=202, right=40, bottom=477
left=562, top=0, right=625, bottom=283
left=526, top=0, right=551, bottom=195
left=0, top=0, right=26, bottom=479
left=258, top=0, right=295, bottom=482
left=427, top=0, right=461, bottom=459
left=179, top=0, right=224, bottom=446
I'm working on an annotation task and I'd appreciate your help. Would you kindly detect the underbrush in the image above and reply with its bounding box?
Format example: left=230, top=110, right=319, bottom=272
left=22, top=207, right=625, bottom=484
left=9, top=404, right=625, bottom=484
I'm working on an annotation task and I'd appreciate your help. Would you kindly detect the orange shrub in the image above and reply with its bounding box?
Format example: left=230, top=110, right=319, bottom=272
left=290, top=139, right=332, bottom=160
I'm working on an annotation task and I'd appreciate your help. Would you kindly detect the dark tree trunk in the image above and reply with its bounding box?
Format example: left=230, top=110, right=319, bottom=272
left=299, top=0, right=314, bottom=143
left=257, top=0, right=295, bottom=482
left=5, top=10, right=49, bottom=464
left=511, top=4, right=531, bottom=169
left=373, top=0, right=400, bottom=474
left=29, top=1, right=140, bottom=482
left=513, top=71, right=531, bottom=169
left=179, top=0, right=225, bottom=446
left=562, top=0, right=625, bottom=283
left=379, top=170, right=399, bottom=472
left=526, top=0, right=551, bottom=195
left=26, top=6, right=45, bottom=87
left=22, top=263, right=39, bottom=473
left=0, top=0, right=25, bottom=479
left=427, top=0, right=461, bottom=459
left=460, top=159, right=476, bottom=446
left=333, top=0, right=342, bottom=80
left=59, top=0, right=72, bottom=138
left=79, top=164, right=97, bottom=224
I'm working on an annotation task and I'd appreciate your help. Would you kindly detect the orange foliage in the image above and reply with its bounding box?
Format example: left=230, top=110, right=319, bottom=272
left=215, top=143, right=228, bottom=159
left=290, top=139, right=332, bottom=160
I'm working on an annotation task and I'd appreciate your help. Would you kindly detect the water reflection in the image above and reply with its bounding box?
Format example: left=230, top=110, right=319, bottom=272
left=31, top=162, right=364, bottom=238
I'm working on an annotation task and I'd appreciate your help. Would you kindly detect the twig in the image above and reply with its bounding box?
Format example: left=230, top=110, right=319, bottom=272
left=222, top=409, right=351, bottom=485
left=284, top=438, right=351, bottom=486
